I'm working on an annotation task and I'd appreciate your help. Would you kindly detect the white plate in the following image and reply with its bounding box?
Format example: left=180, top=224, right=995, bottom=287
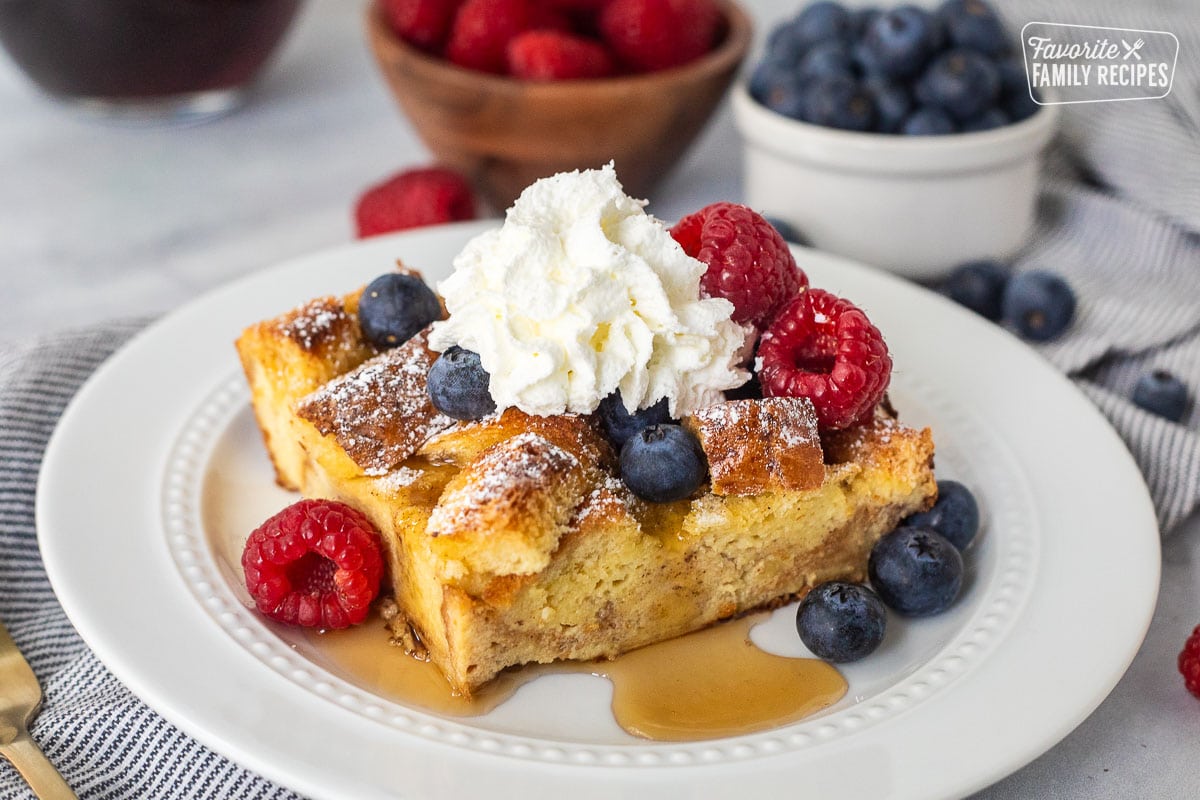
left=38, top=223, right=1160, bottom=800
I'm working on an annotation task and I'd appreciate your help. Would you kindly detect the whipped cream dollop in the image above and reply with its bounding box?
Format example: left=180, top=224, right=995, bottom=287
left=427, top=164, right=748, bottom=418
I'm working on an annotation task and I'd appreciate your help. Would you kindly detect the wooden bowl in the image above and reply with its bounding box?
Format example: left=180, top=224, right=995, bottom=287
left=366, top=1, right=752, bottom=211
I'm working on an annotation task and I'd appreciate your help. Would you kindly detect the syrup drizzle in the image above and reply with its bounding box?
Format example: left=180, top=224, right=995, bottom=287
left=301, top=613, right=847, bottom=741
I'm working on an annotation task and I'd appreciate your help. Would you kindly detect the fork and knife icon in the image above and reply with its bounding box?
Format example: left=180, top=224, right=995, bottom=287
left=1122, top=38, right=1145, bottom=60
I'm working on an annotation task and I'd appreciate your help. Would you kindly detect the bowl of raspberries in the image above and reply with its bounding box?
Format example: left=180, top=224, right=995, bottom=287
left=369, top=0, right=751, bottom=211
left=731, top=0, right=1057, bottom=280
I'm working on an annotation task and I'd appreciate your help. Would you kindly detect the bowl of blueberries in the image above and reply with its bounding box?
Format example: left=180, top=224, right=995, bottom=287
left=733, top=0, right=1057, bottom=279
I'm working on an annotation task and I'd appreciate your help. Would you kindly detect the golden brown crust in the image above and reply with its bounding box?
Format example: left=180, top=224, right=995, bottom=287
left=270, top=295, right=363, bottom=356
left=419, top=407, right=615, bottom=470
left=684, top=397, right=824, bottom=495
left=426, top=433, right=591, bottom=584
left=295, top=328, right=454, bottom=475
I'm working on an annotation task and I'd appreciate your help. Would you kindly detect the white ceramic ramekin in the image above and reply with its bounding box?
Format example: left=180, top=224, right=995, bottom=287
left=732, top=83, right=1058, bottom=280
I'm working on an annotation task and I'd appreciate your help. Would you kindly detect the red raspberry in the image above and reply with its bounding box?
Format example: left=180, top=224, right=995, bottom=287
left=670, top=202, right=807, bottom=330
left=547, top=0, right=609, bottom=9
left=507, top=31, right=616, bottom=80
left=599, top=0, right=721, bottom=72
left=547, top=0, right=610, bottom=37
left=241, top=500, right=385, bottom=629
left=354, top=166, right=477, bottom=238
left=381, top=0, right=465, bottom=52
left=1180, top=625, right=1200, bottom=700
left=757, top=289, right=893, bottom=431
left=445, top=0, right=570, bottom=74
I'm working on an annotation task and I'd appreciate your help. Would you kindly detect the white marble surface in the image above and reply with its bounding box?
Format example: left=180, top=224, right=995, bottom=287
left=2, top=1, right=1197, bottom=798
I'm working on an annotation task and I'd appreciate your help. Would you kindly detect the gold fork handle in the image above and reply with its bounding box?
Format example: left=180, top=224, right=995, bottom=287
left=0, top=729, right=77, bottom=800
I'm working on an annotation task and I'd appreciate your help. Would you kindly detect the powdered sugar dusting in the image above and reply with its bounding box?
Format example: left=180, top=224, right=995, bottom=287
left=574, top=473, right=634, bottom=525
left=770, top=398, right=820, bottom=448
left=836, top=408, right=898, bottom=449
left=428, top=433, right=580, bottom=537
left=296, top=328, right=454, bottom=473
left=685, top=397, right=823, bottom=495
left=691, top=396, right=819, bottom=449
left=419, top=408, right=612, bottom=473
left=274, top=296, right=356, bottom=353
left=463, top=432, right=577, bottom=504
left=373, top=466, right=423, bottom=491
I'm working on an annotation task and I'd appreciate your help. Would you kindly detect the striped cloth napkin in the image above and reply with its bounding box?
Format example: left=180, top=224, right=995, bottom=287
left=2, top=6, right=1198, bottom=796
left=1000, top=0, right=1200, bottom=533
left=0, top=322, right=301, bottom=800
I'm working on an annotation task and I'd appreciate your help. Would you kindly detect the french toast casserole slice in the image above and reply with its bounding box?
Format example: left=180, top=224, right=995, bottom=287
left=237, top=288, right=936, bottom=696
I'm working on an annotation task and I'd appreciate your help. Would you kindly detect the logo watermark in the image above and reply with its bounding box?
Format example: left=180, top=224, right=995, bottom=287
left=1021, top=22, right=1179, bottom=104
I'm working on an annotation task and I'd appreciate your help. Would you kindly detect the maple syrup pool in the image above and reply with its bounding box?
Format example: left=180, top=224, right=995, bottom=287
left=298, top=611, right=846, bottom=742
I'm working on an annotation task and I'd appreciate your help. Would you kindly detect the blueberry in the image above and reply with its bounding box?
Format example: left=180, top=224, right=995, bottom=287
left=901, top=106, right=956, bottom=135
left=1132, top=369, right=1191, bottom=422
left=961, top=107, right=1009, bottom=131
left=863, top=77, right=912, bottom=133
left=916, top=49, right=1001, bottom=122
left=938, top=0, right=1010, bottom=57
left=764, top=216, right=808, bottom=246
left=766, top=22, right=810, bottom=66
left=940, top=260, right=1009, bottom=320
left=998, top=60, right=1040, bottom=121
left=619, top=424, right=707, bottom=503
left=752, top=63, right=808, bottom=120
left=748, top=59, right=782, bottom=103
left=801, top=75, right=876, bottom=132
left=797, top=41, right=857, bottom=81
left=750, top=56, right=794, bottom=101
left=357, top=273, right=442, bottom=350
left=869, top=527, right=964, bottom=616
left=860, top=5, right=941, bottom=79
left=597, top=392, right=672, bottom=448
left=901, top=480, right=980, bottom=551
left=852, top=40, right=885, bottom=77
left=849, top=6, right=881, bottom=38
left=796, top=582, right=887, bottom=663
left=792, top=1, right=855, bottom=49
left=1002, top=270, right=1076, bottom=341
left=427, top=346, right=496, bottom=420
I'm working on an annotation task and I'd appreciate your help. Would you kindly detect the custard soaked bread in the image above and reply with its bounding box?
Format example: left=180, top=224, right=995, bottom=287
left=235, top=166, right=936, bottom=695
left=236, top=300, right=935, bottom=695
